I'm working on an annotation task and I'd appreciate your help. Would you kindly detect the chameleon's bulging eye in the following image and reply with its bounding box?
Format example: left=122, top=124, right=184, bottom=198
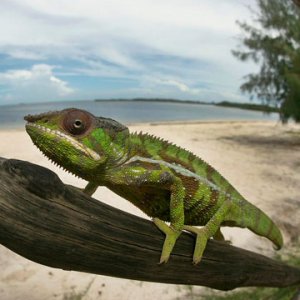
left=63, top=110, right=93, bottom=135
left=74, top=119, right=83, bottom=128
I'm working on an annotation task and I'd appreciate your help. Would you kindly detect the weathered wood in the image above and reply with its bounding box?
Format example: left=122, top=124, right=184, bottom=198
left=0, top=157, right=299, bottom=291
left=293, top=0, right=300, bottom=7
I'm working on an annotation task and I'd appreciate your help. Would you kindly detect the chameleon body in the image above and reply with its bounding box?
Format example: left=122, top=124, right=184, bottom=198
left=24, top=108, right=283, bottom=264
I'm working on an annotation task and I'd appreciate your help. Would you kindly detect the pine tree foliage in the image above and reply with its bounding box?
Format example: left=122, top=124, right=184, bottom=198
left=233, top=0, right=300, bottom=122
left=281, top=50, right=300, bottom=121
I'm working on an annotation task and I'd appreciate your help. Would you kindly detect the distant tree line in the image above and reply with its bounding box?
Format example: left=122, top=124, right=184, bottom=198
left=216, top=101, right=279, bottom=113
left=233, top=0, right=300, bottom=122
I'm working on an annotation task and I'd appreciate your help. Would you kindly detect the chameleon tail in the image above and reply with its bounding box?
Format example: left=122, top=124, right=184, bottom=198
left=231, top=200, right=283, bottom=249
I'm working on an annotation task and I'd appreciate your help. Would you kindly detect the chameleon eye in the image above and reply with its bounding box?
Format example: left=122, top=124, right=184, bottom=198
left=74, top=119, right=83, bottom=129
left=63, top=109, right=93, bottom=136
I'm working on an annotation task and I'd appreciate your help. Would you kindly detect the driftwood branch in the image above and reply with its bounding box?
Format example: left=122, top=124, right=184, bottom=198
left=0, top=157, right=299, bottom=291
left=293, top=0, right=300, bottom=7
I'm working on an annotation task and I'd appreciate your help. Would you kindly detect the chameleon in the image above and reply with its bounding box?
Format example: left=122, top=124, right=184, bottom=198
left=24, top=108, right=283, bottom=264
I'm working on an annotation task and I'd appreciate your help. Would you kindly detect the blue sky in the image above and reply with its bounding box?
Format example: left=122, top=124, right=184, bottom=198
left=0, top=0, right=258, bottom=105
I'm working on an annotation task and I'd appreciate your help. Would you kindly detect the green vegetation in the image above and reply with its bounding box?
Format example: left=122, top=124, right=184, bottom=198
left=216, top=101, right=279, bottom=113
left=232, top=0, right=300, bottom=122
left=94, top=98, right=210, bottom=105
left=281, top=51, right=300, bottom=121
left=95, top=98, right=279, bottom=113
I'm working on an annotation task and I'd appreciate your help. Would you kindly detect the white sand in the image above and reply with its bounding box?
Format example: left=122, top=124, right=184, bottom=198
left=0, top=121, right=300, bottom=299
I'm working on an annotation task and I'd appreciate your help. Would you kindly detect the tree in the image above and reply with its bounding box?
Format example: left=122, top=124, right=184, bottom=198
left=281, top=50, right=300, bottom=121
left=232, top=0, right=300, bottom=122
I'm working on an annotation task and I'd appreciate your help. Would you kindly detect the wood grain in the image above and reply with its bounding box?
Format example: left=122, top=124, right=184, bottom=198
left=0, top=157, right=299, bottom=291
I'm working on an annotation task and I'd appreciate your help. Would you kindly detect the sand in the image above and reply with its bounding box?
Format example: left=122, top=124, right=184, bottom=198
left=0, top=120, right=300, bottom=300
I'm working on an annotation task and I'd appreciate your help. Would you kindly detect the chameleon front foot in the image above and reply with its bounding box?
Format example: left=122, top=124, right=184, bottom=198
left=153, top=218, right=182, bottom=263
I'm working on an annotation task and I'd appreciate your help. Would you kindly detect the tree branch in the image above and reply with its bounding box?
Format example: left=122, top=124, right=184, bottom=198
left=0, top=157, right=299, bottom=291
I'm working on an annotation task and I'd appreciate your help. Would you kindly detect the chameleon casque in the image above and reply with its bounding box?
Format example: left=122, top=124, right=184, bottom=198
left=24, top=108, right=283, bottom=264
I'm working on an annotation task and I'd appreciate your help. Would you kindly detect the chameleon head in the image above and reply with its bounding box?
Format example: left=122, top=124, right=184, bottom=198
left=24, top=108, right=129, bottom=180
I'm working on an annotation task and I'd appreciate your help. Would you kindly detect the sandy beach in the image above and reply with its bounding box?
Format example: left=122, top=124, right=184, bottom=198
left=0, top=120, right=300, bottom=300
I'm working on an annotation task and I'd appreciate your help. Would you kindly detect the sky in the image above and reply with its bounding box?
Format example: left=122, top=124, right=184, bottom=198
left=0, top=0, right=258, bottom=105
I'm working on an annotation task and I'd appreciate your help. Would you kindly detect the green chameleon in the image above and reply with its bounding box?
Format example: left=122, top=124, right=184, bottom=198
left=24, top=108, right=283, bottom=264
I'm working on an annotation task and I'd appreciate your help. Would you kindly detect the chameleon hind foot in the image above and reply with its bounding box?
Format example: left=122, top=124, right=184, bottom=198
left=185, top=200, right=232, bottom=264
left=153, top=218, right=182, bottom=264
left=183, top=226, right=230, bottom=264
left=183, top=225, right=209, bottom=265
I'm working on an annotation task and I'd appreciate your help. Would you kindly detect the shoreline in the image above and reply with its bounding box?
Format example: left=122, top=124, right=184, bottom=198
left=0, top=98, right=278, bottom=114
left=0, top=119, right=281, bottom=132
left=129, top=119, right=279, bottom=126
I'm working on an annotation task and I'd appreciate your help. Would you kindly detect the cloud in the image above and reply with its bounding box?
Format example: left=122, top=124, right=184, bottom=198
left=0, top=64, right=74, bottom=103
left=0, top=0, right=258, bottom=103
left=0, top=0, right=256, bottom=65
left=8, top=49, right=46, bottom=60
left=161, top=79, right=191, bottom=93
left=149, top=78, right=201, bottom=95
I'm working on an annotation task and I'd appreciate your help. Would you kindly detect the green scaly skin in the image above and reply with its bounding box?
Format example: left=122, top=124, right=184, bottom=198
left=24, top=108, right=283, bottom=264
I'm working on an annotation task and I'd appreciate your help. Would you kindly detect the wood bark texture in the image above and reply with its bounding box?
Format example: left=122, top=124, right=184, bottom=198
left=0, top=157, right=299, bottom=291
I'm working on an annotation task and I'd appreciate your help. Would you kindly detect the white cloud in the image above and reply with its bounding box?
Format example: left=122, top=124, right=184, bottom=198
left=162, top=80, right=191, bottom=93
left=0, top=0, right=258, bottom=102
left=8, top=49, right=46, bottom=60
left=0, top=64, right=74, bottom=103
left=0, top=0, right=256, bottom=65
left=150, top=78, right=201, bottom=95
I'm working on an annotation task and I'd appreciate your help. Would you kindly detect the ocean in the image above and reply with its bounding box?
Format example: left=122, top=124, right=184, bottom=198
left=0, top=100, right=278, bottom=129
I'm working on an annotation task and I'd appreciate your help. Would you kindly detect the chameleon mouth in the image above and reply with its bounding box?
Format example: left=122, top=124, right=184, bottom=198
left=25, top=122, right=101, bottom=161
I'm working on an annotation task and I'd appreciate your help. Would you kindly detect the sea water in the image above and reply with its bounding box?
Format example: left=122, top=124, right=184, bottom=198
left=0, top=100, right=278, bottom=129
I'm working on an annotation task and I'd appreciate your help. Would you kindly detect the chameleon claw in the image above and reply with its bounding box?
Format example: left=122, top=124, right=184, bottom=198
left=192, top=235, right=207, bottom=265
left=158, top=252, right=170, bottom=264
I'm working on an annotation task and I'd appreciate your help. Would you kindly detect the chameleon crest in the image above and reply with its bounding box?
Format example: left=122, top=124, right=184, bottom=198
left=25, top=108, right=283, bottom=264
